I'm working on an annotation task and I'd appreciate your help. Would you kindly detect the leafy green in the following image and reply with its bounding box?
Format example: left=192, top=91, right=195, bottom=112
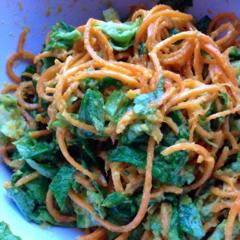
left=96, top=18, right=142, bottom=51
left=0, top=94, right=27, bottom=144
left=222, top=153, right=240, bottom=174
left=229, top=46, right=240, bottom=61
left=178, top=195, right=205, bottom=239
left=138, top=42, right=147, bottom=55
left=40, top=57, right=55, bottom=73
left=80, top=77, right=122, bottom=92
left=45, top=21, right=81, bottom=51
left=49, top=165, right=76, bottom=211
left=103, top=8, right=119, bottom=22
left=128, top=225, right=145, bottom=240
left=158, top=0, right=193, bottom=11
left=120, top=122, right=150, bottom=145
left=109, top=145, right=190, bottom=186
left=196, top=15, right=211, bottom=34
left=14, top=134, right=58, bottom=162
left=133, top=77, right=164, bottom=113
left=106, top=198, right=137, bottom=225
left=0, top=222, right=21, bottom=240
left=87, top=191, right=106, bottom=219
left=74, top=206, right=99, bottom=228
left=25, top=177, right=49, bottom=205
left=208, top=220, right=225, bottom=240
left=102, top=192, right=130, bottom=208
left=25, top=159, right=57, bottom=178
left=7, top=187, right=36, bottom=221
left=109, top=146, right=145, bottom=169
left=153, top=146, right=190, bottom=186
left=219, top=92, right=229, bottom=109
left=104, top=90, right=130, bottom=123
left=21, top=64, right=36, bottom=81
left=144, top=213, right=162, bottom=238
left=169, top=28, right=180, bottom=36
left=168, top=207, right=182, bottom=240
left=79, top=89, right=105, bottom=133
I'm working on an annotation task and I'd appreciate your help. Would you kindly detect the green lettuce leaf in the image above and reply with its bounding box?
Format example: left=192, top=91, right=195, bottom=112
left=0, top=94, right=27, bottom=144
left=25, top=159, right=57, bottom=179
left=14, top=134, right=59, bottom=162
left=102, top=192, right=130, bottom=208
left=79, top=89, right=105, bottom=133
left=49, top=165, right=76, bottom=211
left=168, top=207, right=182, bottom=240
left=109, top=145, right=190, bottom=186
left=179, top=195, right=205, bottom=239
left=45, top=21, right=81, bottom=51
left=96, top=18, right=142, bottom=51
left=104, top=90, right=130, bottom=123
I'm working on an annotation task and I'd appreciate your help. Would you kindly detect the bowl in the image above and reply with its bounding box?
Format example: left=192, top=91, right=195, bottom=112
left=0, top=0, right=239, bottom=239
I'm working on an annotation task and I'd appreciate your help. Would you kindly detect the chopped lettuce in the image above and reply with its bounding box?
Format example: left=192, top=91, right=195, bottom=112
left=96, top=18, right=142, bottom=51
left=144, top=213, right=162, bottom=238
left=86, top=191, right=106, bottom=219
left=109, top=145, right=190, bottom=186
left=209, top=219, right=240, bottom=240
left=14, top=134, right=59, bottom=162
left=50, top=165, right=75, bottom=211
left=74, top=206, right=100, bottom=228
left=45, top=21, right=81, bottom=51
left=0, top=222, right=21, bottom=240
left=79, top=89, right=105, bottom=134
left=104, top=90, right=130, bottom=123
left=179, top=195, right=205, bottom=239
left=0, top=94, right=27, bottom=144
left=168, top=207, right=182, bottom=240
left=102, top=192, right=130, bottom=208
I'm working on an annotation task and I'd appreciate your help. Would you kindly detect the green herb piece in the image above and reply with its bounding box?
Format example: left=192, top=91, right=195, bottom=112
left=96, top=18, right=142, bottom=51
left=74, top=206, right=100, bottom=228
left=229, top=46, right=240, bottom=61
left=79, top=89, right=105, bottom=133
left=14, top=134, right=58, bottom=162
left=45, top=22, right=81, bottom=51
left=87, top=191, right=106, bottom=219
left=104, top=90, right=130, bottom=123
left=25, top=159, right=57, bottom=179
left=144, top=213, right=162, bottom=238
left=138, top=42, right=147, bottom=55
left=40, top=57, right=55, bottom=73
left=102, top=192, right=130, bottom=208
left=179, top=195, right=205, bottom=239
left=168, top=207, right=182, bottom=240
left=7, top=187, right=36, bottom=221
left=120, top=122, right=151, bottom=145
left=21, top=65, right=36, bottom=81
left=50, top=165, right=76, bottom=211
left=0, top=94, right=27, bottom=144
left=109, top=145, right=189, bottom=186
